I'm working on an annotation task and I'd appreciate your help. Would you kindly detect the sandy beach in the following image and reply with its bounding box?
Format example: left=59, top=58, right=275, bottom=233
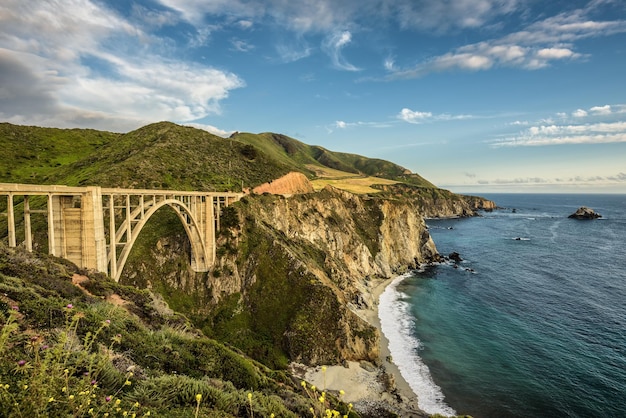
left=290, top=276, right=428, bottom=417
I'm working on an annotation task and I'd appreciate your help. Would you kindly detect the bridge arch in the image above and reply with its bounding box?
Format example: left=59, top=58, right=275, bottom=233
left=113, top=198, right=210, bottom=282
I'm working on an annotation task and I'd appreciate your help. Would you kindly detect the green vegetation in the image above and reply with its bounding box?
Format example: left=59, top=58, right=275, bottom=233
left=0, top=122, right=436, bottom=191
left=0, top=243, right=359, bottom=417
left=0, top=123, right=119, bottom=184
left=232, top=131, right=436, bottom=188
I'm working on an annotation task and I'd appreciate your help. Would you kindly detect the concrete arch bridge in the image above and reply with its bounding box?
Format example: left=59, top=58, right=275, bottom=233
left=0, top=183, right=243, bottom=282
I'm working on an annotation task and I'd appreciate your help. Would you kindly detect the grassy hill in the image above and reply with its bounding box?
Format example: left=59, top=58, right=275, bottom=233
left=0, top=123, right=120, bottom=184
left=0, top=243, right=354, bottom=417
left=0, top=122, right=437, bottom=191
left=232, top=132, right=436, bottom=188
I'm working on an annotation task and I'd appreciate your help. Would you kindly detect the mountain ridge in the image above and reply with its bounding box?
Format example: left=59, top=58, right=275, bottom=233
left=1, top=121, right=436, bottom=191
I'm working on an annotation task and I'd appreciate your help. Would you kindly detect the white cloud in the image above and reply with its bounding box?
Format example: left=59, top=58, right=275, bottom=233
left=398, top=109, right=433, bottom=124
left=155, top=0, right=526, bottom=35
left=392, top=0, right=521, bottom=32
left=184, top=123, right=234, bottom=137
left=237, top=20, right=253, bottom=29
left=384, top=56, right=395, bottom=71
left=231, top=38, right=254, bottom=52
left=572, top=109, right=588, bottom=118
left=589, top=105, right=612, bottom=115
left=536, top=47, right=577, bottom=59
left=322, top=30, right=360, bottom=71
left=329, top=119, right=393, bottom=132
left=275, top=38, right=313, bottom=63
left=492, top=121, right=626, bottom=147
left=388, top=4, right=626, bottom=79
left=398, top=108, right=472, bottom=124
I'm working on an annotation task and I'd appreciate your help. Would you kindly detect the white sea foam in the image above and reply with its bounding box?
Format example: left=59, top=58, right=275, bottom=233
left=378, top=275, right=457, bottom=417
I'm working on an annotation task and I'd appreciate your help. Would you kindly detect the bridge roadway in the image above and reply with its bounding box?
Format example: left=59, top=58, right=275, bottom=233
left=0, top=183, right=243, bottom=282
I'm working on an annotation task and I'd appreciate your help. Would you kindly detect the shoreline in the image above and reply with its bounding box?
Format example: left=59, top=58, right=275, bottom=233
left=290, top=274, right=427, bottom=417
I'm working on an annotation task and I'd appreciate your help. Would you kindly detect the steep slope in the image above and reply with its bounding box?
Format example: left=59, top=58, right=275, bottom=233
left=0, top=243, right=346, bottom=417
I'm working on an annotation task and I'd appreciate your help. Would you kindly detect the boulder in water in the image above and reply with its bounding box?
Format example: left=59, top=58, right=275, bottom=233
left=568, top=206, right=602, bottom=220
left=448, top=251, right=463, bottom=262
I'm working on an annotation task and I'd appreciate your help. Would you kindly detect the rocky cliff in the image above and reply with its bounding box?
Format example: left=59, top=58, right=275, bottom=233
left=374, top=183, right=496, bottom=217
left=120, top=186, right=447, bottom=368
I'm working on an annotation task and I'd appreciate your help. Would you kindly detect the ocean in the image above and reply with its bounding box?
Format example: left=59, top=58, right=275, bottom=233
left=379, top=194, right=626, bottom=418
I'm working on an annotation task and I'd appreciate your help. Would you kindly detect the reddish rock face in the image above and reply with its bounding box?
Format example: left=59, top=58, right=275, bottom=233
left=251, top=172, right=314, bottom=196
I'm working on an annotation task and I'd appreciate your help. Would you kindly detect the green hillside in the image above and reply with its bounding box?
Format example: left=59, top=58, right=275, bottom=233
left=0, top=123, right=120, bottom=184
left=0, top=121, right=437, bottom=191
left=0, top=243, right=354, bottom=417
left=232, top=132, right=437, bottom=188
left=1, top=122, right=436, bottom=191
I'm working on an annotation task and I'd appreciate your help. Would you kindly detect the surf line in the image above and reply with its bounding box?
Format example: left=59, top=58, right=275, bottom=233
left=378, top=273, right=457, bottom=416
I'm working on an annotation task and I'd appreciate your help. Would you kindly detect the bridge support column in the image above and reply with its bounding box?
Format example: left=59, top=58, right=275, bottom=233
left=82, top=187, right=107, bottom=273
left=205, top=196, right=215, bottom=265
left=7, top=194, right=16, bottom=247
left=47, top=188, right=106, bottom=273
left=23, top=196, right=32, bottom=251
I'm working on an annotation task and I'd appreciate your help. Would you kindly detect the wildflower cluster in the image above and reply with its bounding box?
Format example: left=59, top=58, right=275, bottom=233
left=0, top=305, right=150, bottom=417
left=300, top=367, right=354, bottom=418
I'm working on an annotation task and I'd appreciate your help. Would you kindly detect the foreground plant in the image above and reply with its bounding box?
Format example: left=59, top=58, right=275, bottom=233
left=0, top=305, right=150, bottom=417
left=301, top=379, right=354, bottom=418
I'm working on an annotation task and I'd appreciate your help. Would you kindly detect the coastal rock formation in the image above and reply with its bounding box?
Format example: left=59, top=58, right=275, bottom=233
left=448, top=252, right=463, bottom=263
left=122, top=185, right=441, bottom=367
left=569, top=206, right=602, bottom=219
left=373, top=183, right=496, bottom=218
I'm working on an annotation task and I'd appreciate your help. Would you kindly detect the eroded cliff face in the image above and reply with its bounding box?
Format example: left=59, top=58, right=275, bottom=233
left=374, top=183, right=496, bottom=218
left=196, top=186, right=440, bottom=366
left=120, top=185, right=492, bottom=369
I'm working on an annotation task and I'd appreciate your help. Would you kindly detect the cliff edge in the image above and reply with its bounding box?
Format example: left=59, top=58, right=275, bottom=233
left=121, top=186, right=441, bottom=368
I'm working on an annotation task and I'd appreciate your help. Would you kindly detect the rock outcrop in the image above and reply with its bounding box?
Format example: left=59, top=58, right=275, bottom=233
left=122, top=185, right=442, bottom=368
left=568, top=206, right=602, bottom=219
left=206, top=186, right=439, bottom=365
left=373, top=183, right=496, bottom=217
left=250, top=171, right=314, bottom=195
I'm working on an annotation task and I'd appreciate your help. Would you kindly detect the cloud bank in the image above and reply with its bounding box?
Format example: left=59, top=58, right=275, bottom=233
left=493, top=104, right=626, bottom=147
left=0, top=0, right=244, bottom=131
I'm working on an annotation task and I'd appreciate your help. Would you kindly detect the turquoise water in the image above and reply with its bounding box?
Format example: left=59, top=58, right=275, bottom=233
left=379, top=194, right=626, bottom=417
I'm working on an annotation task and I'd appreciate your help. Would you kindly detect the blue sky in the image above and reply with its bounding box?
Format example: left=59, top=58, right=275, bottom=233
left=1, top=0, right=626, bottom=193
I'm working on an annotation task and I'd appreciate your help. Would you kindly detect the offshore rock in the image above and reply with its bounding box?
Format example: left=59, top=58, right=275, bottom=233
left=448, top=252, right=463, bottom=263
left=568, top=206, right=602, bottom=219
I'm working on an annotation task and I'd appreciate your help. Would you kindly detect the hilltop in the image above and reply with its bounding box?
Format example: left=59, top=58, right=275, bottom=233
left=0, top=121, right=435, bottom=192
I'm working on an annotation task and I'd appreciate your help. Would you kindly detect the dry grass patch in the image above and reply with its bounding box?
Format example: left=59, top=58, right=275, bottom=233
left=311, top=176, right=398, bottom=194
